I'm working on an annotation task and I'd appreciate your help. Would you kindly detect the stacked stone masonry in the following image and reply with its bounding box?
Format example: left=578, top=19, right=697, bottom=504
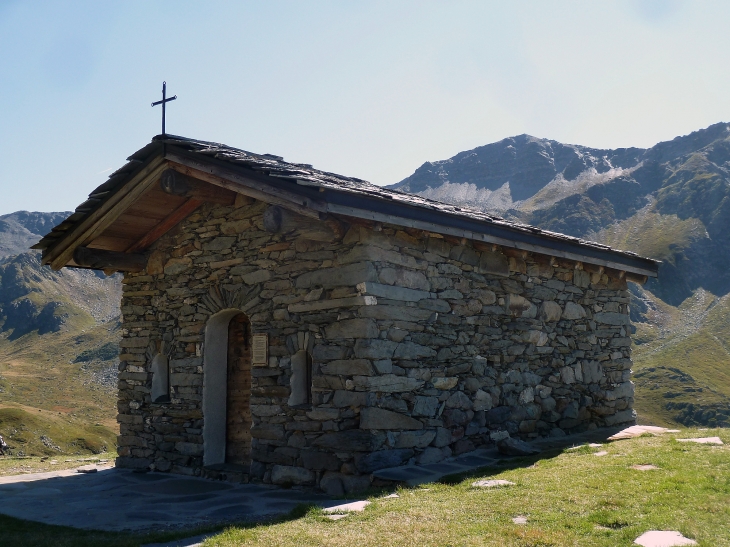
left=116, top=197, right=636, bottom=494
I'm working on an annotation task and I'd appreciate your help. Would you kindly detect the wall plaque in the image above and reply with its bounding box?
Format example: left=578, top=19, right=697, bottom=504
left=252, top=333, right=268, bottom=365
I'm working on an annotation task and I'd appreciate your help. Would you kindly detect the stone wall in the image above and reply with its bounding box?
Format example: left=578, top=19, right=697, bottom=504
left=116, top=196, right=636, bottom=493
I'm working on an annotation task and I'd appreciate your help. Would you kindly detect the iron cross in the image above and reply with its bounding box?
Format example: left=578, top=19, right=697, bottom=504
left=151, top=81, right=177, bottom=135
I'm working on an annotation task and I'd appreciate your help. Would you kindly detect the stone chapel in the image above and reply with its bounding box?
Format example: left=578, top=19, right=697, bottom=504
left=34, top=135, right=659, bottom=493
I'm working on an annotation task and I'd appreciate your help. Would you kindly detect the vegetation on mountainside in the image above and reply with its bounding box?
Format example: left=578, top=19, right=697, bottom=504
left=631, top=289, right=730, bottom=428
left=0, top=406, right=116, bottom=457
left=0, top=231, right=121, bottom=453
left=591, top=208, right=706, bottom=265
left=0, top=319, right=120, bottom=436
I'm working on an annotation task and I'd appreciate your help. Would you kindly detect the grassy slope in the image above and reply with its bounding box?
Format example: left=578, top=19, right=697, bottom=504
left=591, top=207, right=706, bottom=265
left=589, top=210, right=730, bottom=427
left=0, top=253, right=121, bottom=455
left=207, top=431, right=729, bottom=547
left=0, top=321, right=119, bottom=456
left=632, top=292, right=730, bottom=427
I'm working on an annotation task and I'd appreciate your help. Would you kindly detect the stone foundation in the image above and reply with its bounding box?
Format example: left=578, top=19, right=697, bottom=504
left=116, top=197, right=636, bottom=492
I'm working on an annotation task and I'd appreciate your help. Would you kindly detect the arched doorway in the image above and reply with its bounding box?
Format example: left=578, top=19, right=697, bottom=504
left=202, top=309, right=252, bottom=468
left=225, top=313, right=252, bottom=466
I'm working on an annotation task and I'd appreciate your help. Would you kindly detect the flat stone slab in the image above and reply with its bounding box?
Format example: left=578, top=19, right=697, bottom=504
left=0, top=467, right=330, bottom=532
left=608, top=426, right=680, bottom=441
left=632, top=464, right=659, bottom=471
left=634, top=530, right=697, bottom=546
left=594, top=451, right=609, bottom=457
left=372, top=448, right=499, bottom=486
left=76, top=465, right=99, bottom=474
left=325, top=514, right=349, bottom=521
left=677, top=437, right=724, bottom=445
left=497, top=437, right=541, bottom=456
left=472, top=480, right=515, bottom=488
left=512, top=515, right=528, bottom=524
left=322, top=500, right=370, bottom=513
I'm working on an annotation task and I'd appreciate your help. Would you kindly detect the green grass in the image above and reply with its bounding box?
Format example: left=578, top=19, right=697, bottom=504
left=0, top=407, right=116, bottom=459
left=0, top=319, right=119, bottom=437
left=0, top=434, right=727, bottom=546
left=198, top=429, right=730, bottom=546
left=632, top=291, right=730, bottom=427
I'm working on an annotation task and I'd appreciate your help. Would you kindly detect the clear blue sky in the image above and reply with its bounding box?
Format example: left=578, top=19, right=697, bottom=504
left=1, top=0, right=729, bottom=215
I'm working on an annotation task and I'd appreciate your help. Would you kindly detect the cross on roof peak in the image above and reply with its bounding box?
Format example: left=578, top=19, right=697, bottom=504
left=151, top=81, right=177, bottom=135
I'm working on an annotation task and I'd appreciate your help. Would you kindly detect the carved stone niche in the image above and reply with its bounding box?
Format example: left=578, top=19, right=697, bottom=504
left=148, top=341, right=173, bottom=403
left=287, top=331, right=314, bottom=408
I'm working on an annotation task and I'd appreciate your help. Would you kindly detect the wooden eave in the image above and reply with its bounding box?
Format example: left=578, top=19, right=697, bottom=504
left=35, top=137, right=661, bottom=280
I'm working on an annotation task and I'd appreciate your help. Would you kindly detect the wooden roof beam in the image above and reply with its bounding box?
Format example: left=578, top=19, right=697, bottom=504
left=160, top=169, right=236, bottom=205
left=126, top=197, right=203, bottom=253
left=73, top=246, right=146, bottom=273
left=164, top=152, right=325, bottom=220
left=46, top=157, right=167, bottom=270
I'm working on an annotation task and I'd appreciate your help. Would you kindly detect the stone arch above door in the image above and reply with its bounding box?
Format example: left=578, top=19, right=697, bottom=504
left=200, top=284, right=261, bottom=315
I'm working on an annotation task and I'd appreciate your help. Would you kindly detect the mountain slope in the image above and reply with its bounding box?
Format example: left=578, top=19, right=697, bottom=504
left=391, top=122, right=730, bottom=427
left=0, top=211, right=70, bottom=262
left=0, top=212, right=121, bottom=456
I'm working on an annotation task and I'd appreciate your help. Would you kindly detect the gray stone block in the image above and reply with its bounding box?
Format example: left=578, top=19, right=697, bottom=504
left=594, top=311, right=629, bottom=326
left=355, top=448, right=414, bottom=473
left=562, top=301, right=586, bottom=320
left=312, top=344, right=349, bottom=361
left=320, top=359, right=375, bottom=376
left=417, top=446, right=445, bottom=464
left=378, top=267, right=430, bottom=290
left=445, top=391, right=473, bottom=410
left=354, top=338, right=398, bottom=359
left=300, top=450, right=341, bottom=471
left=496, top=437, right=540, bottom=456
left=413, top=396, right=439, bottom=417
left=175, top=442, right=203, bottom=456
left=394, top=342, right=437, bottom=359
left=486, top=406, right=511, bottom=425
left=357, top=282, right=431, bottom=302
left=360, top=407, right=424, bottom=430
left=271, top=465, right=316, bottom=486
left=332, top=390, right=368, bottom=408
left=395, top=429, right=436, bottom=448
left=604, top=408, right=636, bottom=426
left=539, top=301, right=562, bottom=322
left=296, top=261, right=377, bottom=289
left=477, top=251, right=510, bottom=277
left=325, top=318, right=379, bottom=339
left=353, top=375, right=424, bottom=392
left=319, top=472, right=345, bottom=496
left=358, top=305, right=434, bottom=321
left=313, top=430, right=386, bottom=452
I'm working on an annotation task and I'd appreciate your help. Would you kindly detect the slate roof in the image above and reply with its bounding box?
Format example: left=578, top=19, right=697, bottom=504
left=35, top=134, right=660, bottom=276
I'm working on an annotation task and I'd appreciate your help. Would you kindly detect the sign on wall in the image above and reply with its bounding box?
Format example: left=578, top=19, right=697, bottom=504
left=252, top=333, right=268, bottom=366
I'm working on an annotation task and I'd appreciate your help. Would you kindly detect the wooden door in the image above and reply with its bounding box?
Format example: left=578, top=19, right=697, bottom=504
left=225, top=313, right=252, bottom=466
